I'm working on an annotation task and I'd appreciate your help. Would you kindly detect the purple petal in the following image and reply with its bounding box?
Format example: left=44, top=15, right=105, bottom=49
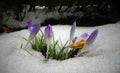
left=70, top=21, right=76, bottom=41
left=30, top=24, right=41, bottom=37
left=45, top=24, right=53, bottom=39
left=75, top=33, right=89, bottom=42
left=72, top=37, right=78, bottom=43
left=86, top=29, right=99, bottom=46
left=80, top=33, right=89, bottom=39
left=27, top=20, right=33, bottom=32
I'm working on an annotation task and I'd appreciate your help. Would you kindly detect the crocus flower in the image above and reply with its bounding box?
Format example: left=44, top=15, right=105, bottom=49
left=27, top=21, right=41, bottom=41
left=70, top=21, right=76, bottom=41
left=24, top=21, right=41, bottom=49
left=69, top=29, right=98, bottom=49
left=44, top=24, right=53, bottom=45
left=44, top=24, right=53, bottom=60
left=29, top=24, right=41, bottom=40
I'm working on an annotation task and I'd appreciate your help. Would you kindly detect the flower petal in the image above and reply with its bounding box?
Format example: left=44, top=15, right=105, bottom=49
left=45, top=24, right=53, bottom=40
left=29, top=24, right=41, bottom=40
left=75, top=33, right=89, bottom=42
left=72, top=37, right=78, bottom=43
left=27, top=20, right=33, bottom=32
left=86, top=29, right=99, bottom=46
left=70, top=21, right=76, bottom=41
left=70, top=40, right=86, bottom=49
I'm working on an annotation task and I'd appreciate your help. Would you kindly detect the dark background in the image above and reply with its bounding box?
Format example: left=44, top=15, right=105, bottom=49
left=0, top=0, right=120, bottom=32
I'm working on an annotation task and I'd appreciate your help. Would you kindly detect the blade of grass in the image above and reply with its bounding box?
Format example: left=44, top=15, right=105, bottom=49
left=57, top=40, right=69, bottom=60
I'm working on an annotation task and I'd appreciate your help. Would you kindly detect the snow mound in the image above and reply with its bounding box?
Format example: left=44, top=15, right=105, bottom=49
left=0, top=22, right=120, bottom=73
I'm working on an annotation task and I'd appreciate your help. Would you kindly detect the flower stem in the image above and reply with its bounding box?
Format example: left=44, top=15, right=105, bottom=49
left=45, top=44, right=49, bottom=61
left=24, top=48, right=33, bottom=56
left=22, top=41, right=33, bottom=56
left=65, top=41, right=71, bottom=59
left=23, top=41, right=29, bottom=49
left=76, top=46, right=87, bottom=57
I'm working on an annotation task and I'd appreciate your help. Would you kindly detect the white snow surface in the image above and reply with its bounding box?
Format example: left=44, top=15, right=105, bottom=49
left=0, top=22, right=120, bottom=73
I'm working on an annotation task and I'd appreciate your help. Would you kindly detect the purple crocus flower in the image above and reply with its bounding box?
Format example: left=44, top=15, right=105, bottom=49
left=27, top=21, right=41, bottom=40
left=70, top=29, right=98, bottom=49
left=44, top=24, right=53, bottom=60
left=70, top=21, right=76, bottom=41
left=86, top=29, right=99, bottom=46
left=29, top=24, right=41, bottom=40
left=44, top=24, right=53, bottom=43
left=24, top=21, right=41, bottom=49
left=71, top=29, right=99, bottom=57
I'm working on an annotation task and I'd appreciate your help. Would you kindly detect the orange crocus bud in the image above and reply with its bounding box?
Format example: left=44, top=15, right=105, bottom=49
left=69, top=40, right=86, bottom=49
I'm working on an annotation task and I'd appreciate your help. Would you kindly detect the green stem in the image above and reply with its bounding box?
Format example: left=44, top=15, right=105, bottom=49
left=23, top=41, right=29, bottom=49
left=76, top=49, right=84, bottom=57
left=76, top=46, right=88, bottom=57
left=24, top=48, right=33, bottom=56
left=22, top=41, right=33, bottom=56
left=45, top=44, right=49, bottom=61
left=65, top=41, right=71, bottom=59
left=57, top=40, right=69, bottom=60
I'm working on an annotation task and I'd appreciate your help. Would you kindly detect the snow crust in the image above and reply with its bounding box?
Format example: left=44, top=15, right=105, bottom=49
left=0, top=22, right=120, bottom=73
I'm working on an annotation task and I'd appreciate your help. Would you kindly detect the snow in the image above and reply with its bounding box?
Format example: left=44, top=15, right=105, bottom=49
left=0, top=22, right=120, bottom=73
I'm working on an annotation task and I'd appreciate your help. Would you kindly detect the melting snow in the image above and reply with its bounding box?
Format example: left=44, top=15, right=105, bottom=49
left=0, top=22, right=120, bottom=73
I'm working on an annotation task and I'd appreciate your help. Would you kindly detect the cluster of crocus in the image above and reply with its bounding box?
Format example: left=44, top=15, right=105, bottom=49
left=24, top=20, right=99, bottom=61
left=26, top=21, right=53, bottom=60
